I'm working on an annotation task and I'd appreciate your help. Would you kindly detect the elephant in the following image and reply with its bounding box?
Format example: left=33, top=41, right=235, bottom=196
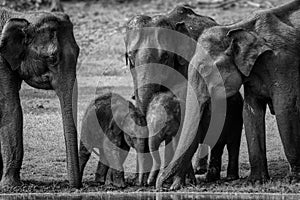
left=79, top=92, right=149, bottom=187
left=157, top=0, right=300, bottom=189
left=146, top=87, right=200, bottom=186
left=0, top=9, right=80, bottom=188
left=125, top=6, right=243, bottom=188
left=146, top=88, right=196, bottom=186
left=125, top=5, right=216, bottom=186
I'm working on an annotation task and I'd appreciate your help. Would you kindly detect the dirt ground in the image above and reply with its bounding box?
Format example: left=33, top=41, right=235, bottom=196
left=1, top=0, right=299, bottom=194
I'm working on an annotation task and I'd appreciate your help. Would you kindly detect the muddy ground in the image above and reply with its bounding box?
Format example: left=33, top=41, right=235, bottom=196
left=1, top=0, right=299, bottom=194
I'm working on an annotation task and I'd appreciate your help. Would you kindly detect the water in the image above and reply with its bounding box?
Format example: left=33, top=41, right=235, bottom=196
left=1, top=193, right=300, bottom=200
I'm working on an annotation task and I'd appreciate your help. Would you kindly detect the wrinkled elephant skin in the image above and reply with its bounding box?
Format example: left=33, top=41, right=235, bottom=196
left=157, top=0, right=300, bottom=188
left=0, top=9, right=80, bottom=188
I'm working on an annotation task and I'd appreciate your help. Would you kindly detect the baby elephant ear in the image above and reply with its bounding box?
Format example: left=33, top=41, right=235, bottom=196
left=0, top=18, right=30, bottom=70
left=226, top=29, right=272, bottom=77
left=108, top=120, right=122, bottom=136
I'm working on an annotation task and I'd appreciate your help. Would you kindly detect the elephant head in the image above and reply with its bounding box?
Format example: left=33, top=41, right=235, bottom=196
left=0, top=15, right=81, bottom=187
left=125, top=15, right=193, bottom=115
left=156, top=24, right=272, bottom=188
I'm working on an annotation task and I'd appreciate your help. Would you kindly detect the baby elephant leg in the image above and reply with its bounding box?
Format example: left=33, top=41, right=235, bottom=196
left=95, top=151, right=109, bottom=184
left=79, top=141, right=91, bottom=181
left=103, top=138, right=126, bottom=188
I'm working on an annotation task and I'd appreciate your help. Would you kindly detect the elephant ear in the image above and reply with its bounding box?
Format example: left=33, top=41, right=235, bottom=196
left=0, top=18, right=31, bottom=70
left=108, top=119, right=123, bottom=136
left=226, top=28, right=272, bottom=77
left=174, top=22, right=193, bottom=70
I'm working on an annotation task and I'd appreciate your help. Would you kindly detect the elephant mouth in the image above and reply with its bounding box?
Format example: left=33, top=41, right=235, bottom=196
left=24, top=71, right=53, bottom=90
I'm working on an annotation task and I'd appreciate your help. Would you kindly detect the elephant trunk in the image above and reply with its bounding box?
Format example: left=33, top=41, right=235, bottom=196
left=137, top=84, right=161, bottom=115
left=56, top=78, right=81, bottom=188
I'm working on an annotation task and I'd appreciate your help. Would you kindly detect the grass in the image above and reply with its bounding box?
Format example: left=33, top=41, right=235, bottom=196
left=1, top=0, right=297, bottom=194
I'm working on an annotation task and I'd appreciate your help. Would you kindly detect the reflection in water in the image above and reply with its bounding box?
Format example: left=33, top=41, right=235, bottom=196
left=1, top=193, right=300, bottom=200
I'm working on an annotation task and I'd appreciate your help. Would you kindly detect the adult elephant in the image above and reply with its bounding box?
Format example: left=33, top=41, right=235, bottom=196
left=0, top=9, right=80, bottom=188
left=125, top=6, right=216, bottom=115
left=125, top=6, right=217, bottom=185
left=157, top=0, right=300, bottom=189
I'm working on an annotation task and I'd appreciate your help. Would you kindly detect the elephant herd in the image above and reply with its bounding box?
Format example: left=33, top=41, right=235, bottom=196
left=0, top=0, right=299, bottom=191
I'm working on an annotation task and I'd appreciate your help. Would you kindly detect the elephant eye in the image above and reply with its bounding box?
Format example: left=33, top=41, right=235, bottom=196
left=126, top=51, right=136, bottom=69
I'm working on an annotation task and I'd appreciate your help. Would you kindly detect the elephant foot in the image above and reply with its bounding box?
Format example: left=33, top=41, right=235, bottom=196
left=95, top=173, right=105, bottom=185
left=194, top=168, right=207, bottom=175
left=112, top=179, right=127, bottom=188
left=0, top=177, right=22, bottom=189
left=170, top=175, right=184, bottom=190
left=186, top=170, right=197, bottom=185
left=206, top=168, right=220, bottom=182
left=135, top=173, right=148, bottom=186
left=225, top=174, right=239, bottom=181
left=147, top=170, right=159, bottom=186
left=286, top=171, right=300, bottom=183
left=113, top=171, right=126, bottom=188
left=247, top=172, right=270, bottom=184
left=105, top=171, right=126, bottom=188
left=194, top=159, right=208, bottom=175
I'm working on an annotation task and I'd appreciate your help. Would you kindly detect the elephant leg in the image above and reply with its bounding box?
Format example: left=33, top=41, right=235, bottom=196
left=95, top=144, right=111, bottom=184
left=170, top=171, right=186, bottom=190
left=186, top=162, right=197, bottom=185
left=0, top=145, right=3, bottom=180
left=105, top=168, right=125, bottom=189
left=148, top=135, right=163, bottom=186
left=226, top=142, right=240, bottom=181
left=103, top=139, right=126, bottom=188
left=78, top=140, right=91, bottom=181
left=0, top=103, right=23, bottom=187
left=135, top=141, right=151, bottom=186
left=95, top=161, right=108, bottom=184
left=206, top=142, right=225, bottom=182
left=105, top=167, right=113, bottom=186
left=164, top=137, right=175, bottom=168
left=194, top=144, right=209, bottom=175
left=273, top=95, right=300, bottom=182
left=244, top=93, right=269, bottom=183
left=226, top=123, right=242, bottom=181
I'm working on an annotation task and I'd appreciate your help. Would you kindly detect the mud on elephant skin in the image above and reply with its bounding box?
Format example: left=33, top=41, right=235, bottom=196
left=146, top=89, right=196, bottom=186
left=0, top=9, right=80, bottom=188
left=79, top=92, right=149, bottom=187
left=157, top=0, right=300, bottom=189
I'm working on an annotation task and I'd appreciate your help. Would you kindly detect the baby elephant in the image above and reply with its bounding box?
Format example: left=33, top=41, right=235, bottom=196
left=79, top=92, right=148, bottom=188
left=146, top=91, right=196, bottom=186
